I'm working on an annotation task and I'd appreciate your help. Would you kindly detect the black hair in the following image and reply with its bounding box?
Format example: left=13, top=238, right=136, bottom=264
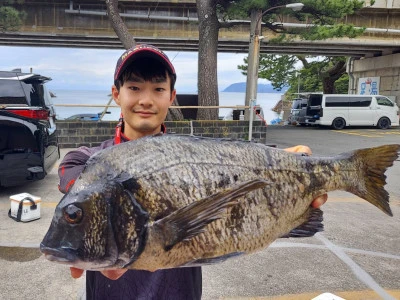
left=114, top=57, right=176, bottom=92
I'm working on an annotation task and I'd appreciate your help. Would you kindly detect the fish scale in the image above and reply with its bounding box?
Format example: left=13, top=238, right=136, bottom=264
left=40, top=135, right=400, bottom=271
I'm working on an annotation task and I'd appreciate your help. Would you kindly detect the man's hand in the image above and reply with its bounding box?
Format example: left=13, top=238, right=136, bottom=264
left=284, top=145, right=312, bottom=156
left=70, top=267, right=128, bottom=280
left=284, top=145, right=328, bottom=208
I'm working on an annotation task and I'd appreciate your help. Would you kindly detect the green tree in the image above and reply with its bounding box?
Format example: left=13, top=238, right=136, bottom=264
left=239, top=55, right=349, bottom=94
left=287, top=56, right=350, bottom=95
left=0, top=4, right=26, bottom=32
left=230, top=0, right=367, bottom=95
left=221, top=0, right=365, bottom=40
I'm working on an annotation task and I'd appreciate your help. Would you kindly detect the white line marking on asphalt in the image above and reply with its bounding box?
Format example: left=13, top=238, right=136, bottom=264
left=315, top=234, right=396, bottom=300
left=272, top=241, right=400, bottom=260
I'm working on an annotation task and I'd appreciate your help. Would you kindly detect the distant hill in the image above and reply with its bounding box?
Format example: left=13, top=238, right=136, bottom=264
left=222, top=82, right=286, bottom=93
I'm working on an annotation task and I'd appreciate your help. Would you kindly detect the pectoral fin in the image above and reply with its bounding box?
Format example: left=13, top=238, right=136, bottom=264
left=280, top=208, right=324, bottom=238
left=182, top=252, right=244, bottom=267
left=154, top=179, right=269, bottom=251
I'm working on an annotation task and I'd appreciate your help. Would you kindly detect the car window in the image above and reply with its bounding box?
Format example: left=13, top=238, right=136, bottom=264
left=309, top=94, right=322, bottom=106
left=325, top=96, right=350, bottom=107
left=349, top=96, right=372, bottom=107
left=43, top=84, right=54, bottom=106
left=376, top=96, right=394, bottom=107
left=27, top=82, right=42, bottom=106
left=292, top=99, right=301, bottom=109
left=0, top=75, right=49, bottom=107
left=0, top=79, right=27, bottom=105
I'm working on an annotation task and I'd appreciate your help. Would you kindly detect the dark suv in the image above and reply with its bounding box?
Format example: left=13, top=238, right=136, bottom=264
left=0, top=70, right=59, bottom=187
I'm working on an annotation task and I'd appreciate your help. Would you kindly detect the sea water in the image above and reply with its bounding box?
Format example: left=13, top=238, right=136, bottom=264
left=51, top=90, right=283, bottom=124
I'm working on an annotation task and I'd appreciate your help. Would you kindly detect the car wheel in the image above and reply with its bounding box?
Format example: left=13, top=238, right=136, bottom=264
left=332, top=117, right=346, bottom=130
left=377, top=117, right=390, bottom=129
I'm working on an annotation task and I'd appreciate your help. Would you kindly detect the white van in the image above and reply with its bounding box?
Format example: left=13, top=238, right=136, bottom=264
left=305, top=94, right=399, bottom=129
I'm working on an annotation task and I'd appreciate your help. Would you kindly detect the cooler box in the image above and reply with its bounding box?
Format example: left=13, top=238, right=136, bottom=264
left=9, top=193, right=41, bottom=222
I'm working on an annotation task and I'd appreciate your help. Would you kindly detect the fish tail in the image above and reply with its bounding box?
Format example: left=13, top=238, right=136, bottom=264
left=345, top=144, right=400, bottom=216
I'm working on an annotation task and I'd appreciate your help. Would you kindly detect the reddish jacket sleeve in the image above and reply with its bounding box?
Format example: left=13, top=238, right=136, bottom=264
left=58, top=140, right=115, bottom=194
left=58, top=148, right=90, bottom=194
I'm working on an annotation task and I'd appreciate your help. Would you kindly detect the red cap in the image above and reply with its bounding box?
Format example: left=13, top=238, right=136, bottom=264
left=114, top=44, right=176, bottom=81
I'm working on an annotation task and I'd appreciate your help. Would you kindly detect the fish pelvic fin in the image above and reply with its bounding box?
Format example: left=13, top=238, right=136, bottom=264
left=280, top=208, right=324, bottom=238
left=153, top=179, right=270, bottom=251
left=348, top=144, right=400, bottom=217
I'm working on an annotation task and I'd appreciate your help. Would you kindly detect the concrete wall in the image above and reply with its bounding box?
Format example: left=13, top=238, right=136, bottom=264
left=351, top=53, right=400, bottom=105
left=56, top=120, right=268, bottom=149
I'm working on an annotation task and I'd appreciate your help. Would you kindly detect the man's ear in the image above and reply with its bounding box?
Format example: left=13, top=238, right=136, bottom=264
left=112, top=85, right=121, bottom=105
left=170, top=89, right=177, bottom=105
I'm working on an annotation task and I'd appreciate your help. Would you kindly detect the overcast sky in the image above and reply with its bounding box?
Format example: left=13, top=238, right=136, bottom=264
left=0, top=45, right=271, bottom=93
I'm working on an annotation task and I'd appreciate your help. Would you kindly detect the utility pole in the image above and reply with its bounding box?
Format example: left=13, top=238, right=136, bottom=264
left=244, top=3, right=304, bottom=121
left=244, top=9, right=262, bottom=121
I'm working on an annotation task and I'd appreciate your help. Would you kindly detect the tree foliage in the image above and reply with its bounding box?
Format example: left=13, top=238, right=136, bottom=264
left=218, top=0, right=365, bottom=40
left=230, top=0, right=366, bottom=95
left=0, top=5, right=26, bottom=32
left=243, top=55, right=349, bottom=95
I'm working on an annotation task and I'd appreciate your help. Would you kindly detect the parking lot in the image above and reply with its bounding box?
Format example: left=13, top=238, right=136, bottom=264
left=1, top=125, right=399, bottom=300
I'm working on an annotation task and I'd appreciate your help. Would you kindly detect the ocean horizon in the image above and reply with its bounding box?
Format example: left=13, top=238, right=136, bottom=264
left=51, top=89, right=283, bottom=124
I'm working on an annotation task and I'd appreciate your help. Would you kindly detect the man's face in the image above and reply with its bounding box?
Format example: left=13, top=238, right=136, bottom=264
left=112, top=73, right=176, bottom=140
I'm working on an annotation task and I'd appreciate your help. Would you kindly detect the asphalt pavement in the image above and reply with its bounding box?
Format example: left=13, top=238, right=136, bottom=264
left=0, top=125, right=399, bottom=300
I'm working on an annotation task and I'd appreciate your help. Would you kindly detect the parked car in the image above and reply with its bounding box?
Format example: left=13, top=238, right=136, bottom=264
left=223, top=106, right=264, bottom=121
left=66, top=111, right=110, bottom=121
left=0, top=69, right=59, bottom=187
left=305, top=94, right=400, bottom=129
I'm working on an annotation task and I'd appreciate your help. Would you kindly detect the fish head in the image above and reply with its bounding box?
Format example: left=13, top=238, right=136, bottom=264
left=40, top=180, right=144, bottom=270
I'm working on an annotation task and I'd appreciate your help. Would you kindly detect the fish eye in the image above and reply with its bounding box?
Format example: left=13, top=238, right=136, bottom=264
left=64, top=204, right=83, bottom=224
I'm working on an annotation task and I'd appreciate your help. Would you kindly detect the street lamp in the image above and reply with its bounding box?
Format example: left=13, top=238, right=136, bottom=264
left=244, top=3, right=304, bottom=122
left=296, top=71, right=301, bottom=95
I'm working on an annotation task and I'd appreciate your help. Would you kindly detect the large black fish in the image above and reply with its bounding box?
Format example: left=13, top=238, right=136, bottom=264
left=40, top=135, right=399, bottom=271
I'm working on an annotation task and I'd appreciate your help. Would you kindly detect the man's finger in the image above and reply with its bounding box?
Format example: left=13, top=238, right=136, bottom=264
left=284, top=145, right=312, bottom=155
left=101, top=269, right=128, bottom=280
left=70, top=267, right=84, bottom=279
left=311, top=194, right=328, bottom=208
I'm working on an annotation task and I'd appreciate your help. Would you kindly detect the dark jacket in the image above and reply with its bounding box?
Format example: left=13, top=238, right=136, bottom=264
left=58, top=134, right=202, bottom=300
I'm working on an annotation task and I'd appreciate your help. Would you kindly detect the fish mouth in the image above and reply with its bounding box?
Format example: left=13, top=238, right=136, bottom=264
left=40, top=243, right=78, bottom=263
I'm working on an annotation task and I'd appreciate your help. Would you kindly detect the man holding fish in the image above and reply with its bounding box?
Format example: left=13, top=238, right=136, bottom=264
left=55, top=44, right=328, bottom=299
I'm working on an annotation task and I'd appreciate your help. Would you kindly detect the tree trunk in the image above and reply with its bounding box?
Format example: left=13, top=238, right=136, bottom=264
left=165, top=97, right=184, bottom=121
left=322, top=60, right=346, bottom=93
left=105, top=0, right=135, bottom=49
left=196, top=0, right=219, bottom=120
left=322, top=77, right=336, bottom=93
